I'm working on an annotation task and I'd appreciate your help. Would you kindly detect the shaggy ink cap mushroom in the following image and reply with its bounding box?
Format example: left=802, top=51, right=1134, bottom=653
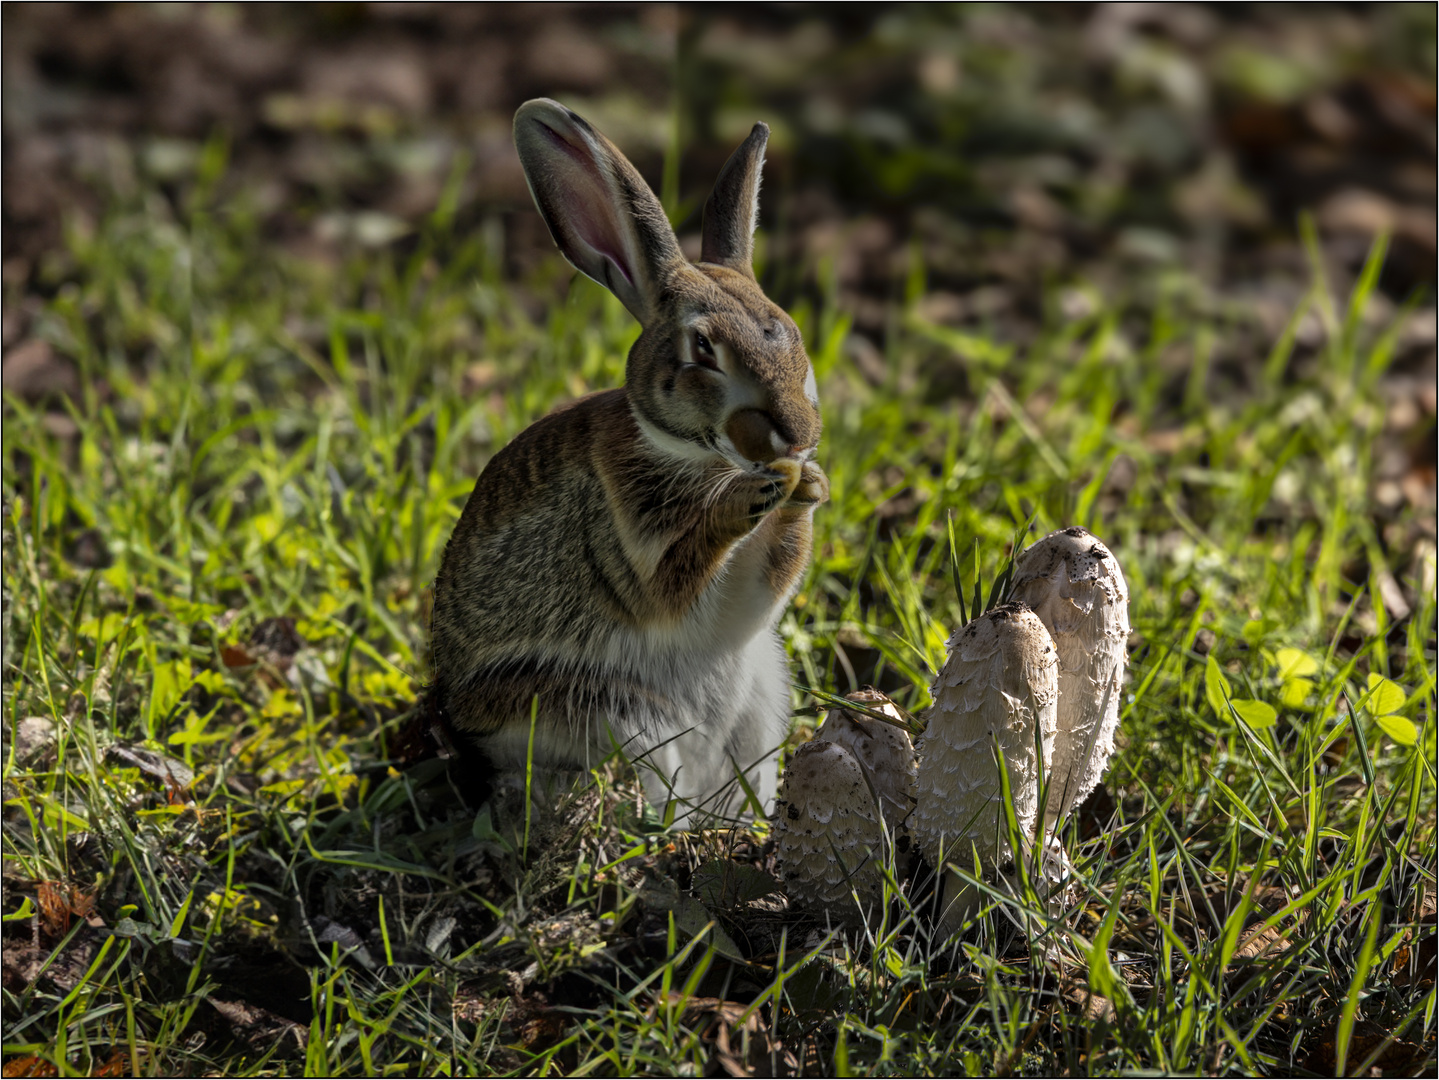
left=912, top=602, right=1059, bottom=933
left=773, top=740, right=887, bottom=924
left=1009, top=527, right=1130, bottom=826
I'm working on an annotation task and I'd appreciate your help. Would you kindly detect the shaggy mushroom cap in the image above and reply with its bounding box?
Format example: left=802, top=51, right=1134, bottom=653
left=911, top=603, right=1059, bottom=874
left=814, top=689, right=917, bottom=830
left=1010, top=527, right=1130, bottom=825
left=773, top=740, right=886, bottom=924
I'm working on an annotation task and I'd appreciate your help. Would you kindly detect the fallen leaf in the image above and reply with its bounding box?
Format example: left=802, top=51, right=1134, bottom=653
left=89, top=1051, right=127, bottom=1078
left=105, top=744, right=195, bottom=791
left=516, top=1011, right=568, bottom=1052
left=220, top=644, right=257, bottom=669
left=1232, top=920, right=1292, bottom=962
left=1, top=1056, right=57, bottom=1078
left=648, top=994, right=797, bottom=1077
left=35, top=882, right=95, bottom=940
left=1064, top=982, right=1116, bottom=1023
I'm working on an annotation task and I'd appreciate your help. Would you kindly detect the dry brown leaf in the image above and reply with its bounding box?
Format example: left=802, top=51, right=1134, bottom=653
left=1, top=1056, right=57, bottom=1078
left=1067, top=987, right=1117, bottom=1023
left=89, top=1051, right=127, bottom=1078
left=647, top=995, right=797, bottom=1077
left=35, top=882, right=94, bottom=940
left=516, top=1012, right=567, bottom=1053
left=1392, top=890, right=1437, bottom=989
left=220, top=644, right=257, bottom=669
left=1233, top=921, right=1293, bottom=963
left=798, top=1029, right=827, bottom=1077
left=0, top=340, right=78, bottom=402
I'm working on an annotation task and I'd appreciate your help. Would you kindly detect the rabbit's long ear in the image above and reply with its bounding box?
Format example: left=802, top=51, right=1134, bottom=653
left=514, top=99, right=683, bottom=325
left=700, top=122, right=769, bottom=276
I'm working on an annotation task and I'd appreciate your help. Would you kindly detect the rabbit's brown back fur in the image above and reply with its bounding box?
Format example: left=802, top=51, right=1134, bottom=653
left=431, top=100, right=826, bottom=818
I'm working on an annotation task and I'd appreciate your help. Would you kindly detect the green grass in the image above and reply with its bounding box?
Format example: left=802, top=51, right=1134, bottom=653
left=2, top=159, right=1435, bottom=1077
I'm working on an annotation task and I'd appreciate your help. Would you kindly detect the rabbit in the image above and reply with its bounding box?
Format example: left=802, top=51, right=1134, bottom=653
left=429, top=99, right=827, bottom=822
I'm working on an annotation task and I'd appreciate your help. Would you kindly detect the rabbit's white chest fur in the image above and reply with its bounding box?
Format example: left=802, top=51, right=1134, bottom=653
left=485, top=629, right=790, bottom=814
left=478, top=465, right=798, bottom=816
left=613, top=522, right=795, bottom=809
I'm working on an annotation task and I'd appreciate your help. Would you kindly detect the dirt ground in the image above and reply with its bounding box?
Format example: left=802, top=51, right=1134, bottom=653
left=4, top=4, right=1434, bottom=310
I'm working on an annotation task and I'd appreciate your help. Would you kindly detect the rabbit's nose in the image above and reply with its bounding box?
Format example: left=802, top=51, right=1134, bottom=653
left=765, top=421, right=801, bottom=459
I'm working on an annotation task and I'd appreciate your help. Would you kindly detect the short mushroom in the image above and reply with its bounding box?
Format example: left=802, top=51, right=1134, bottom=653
left=773, top=739, right=888, bottom=925
left=813, top=688, right=917, bottom=831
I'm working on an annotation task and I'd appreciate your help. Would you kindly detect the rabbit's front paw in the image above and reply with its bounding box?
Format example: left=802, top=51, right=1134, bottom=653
left=784, top=460, right=829, bottom=508
left=742, top=459, right=802, bottom=520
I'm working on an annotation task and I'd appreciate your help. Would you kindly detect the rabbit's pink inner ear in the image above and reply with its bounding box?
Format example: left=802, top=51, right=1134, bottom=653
left=534, top=123, right=637, bottom=291
left=515, top=98, right=683, bottom=323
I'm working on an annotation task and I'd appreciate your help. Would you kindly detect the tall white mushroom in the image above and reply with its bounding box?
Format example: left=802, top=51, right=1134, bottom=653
left=911, top=603, right=1059, bottom=934
left=1009, top=527, right=1130, bottom=827
left=813, top=688, right=917, bottom=831
left=773, top=740, right=887, bottom=924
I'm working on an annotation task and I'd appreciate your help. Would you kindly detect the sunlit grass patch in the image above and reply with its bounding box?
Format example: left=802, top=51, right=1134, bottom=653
left=2, top=164, right=1434, bottom=1076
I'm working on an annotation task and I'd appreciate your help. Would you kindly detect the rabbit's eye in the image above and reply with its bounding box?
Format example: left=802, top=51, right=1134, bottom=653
left=693, top=331, right=719, bottom=370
